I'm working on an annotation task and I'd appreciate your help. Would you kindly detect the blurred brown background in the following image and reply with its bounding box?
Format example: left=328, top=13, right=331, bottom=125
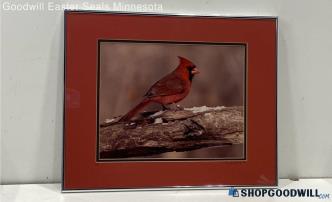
left=99, top=42, right=245, bottom=121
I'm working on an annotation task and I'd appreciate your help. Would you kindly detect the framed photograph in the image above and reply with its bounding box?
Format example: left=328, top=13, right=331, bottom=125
left=63, top=10, right=277, bottom=191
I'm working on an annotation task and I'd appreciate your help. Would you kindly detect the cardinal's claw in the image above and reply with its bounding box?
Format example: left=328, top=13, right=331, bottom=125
left=176, top=104, right=184, bottom=110
left=162, top=104, right=171, bottom=111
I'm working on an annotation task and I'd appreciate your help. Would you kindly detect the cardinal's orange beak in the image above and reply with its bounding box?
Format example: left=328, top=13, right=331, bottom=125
left=191, top=67, right=200, bottom=75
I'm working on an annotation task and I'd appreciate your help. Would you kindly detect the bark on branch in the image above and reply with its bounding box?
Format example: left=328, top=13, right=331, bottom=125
left=99, top=106, right=244, bottom=158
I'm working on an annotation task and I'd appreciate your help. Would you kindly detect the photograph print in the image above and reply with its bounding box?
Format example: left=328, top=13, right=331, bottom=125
left=98, top=41, right=246, bottom=160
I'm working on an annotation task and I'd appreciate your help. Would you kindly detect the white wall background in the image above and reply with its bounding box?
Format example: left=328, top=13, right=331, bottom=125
left=1, top=0, right=332, bottom=184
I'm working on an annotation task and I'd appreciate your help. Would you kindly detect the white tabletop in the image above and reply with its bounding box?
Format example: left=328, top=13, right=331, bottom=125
left=1, top=179, right=331, bottom=202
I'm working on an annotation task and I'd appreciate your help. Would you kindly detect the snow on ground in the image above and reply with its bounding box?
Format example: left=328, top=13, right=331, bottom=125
left=150, top=110, right=165, bottom=118
left=184, top=106, right=225, bottom=113
left=105, top=118, right=115, bottom=123
left=154, top=117, right=163, bottom=124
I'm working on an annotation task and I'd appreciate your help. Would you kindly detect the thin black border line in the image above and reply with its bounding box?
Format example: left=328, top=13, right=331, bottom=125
left=98, top=39, right=247, bottom=46
left=62, top=183, right=279, bottom=193
left=244, top=41, right=247, bottom=164
left=62, top=11, right=67, bottom=191
left=96, top=40, right=247, bottom=162
left=275, top=17, right=279, bottom=186
left=96, top=39, right=101, bottom=162
left=64, top=9, right=278, bottom=20
left=62, top=10, right=278, bottom=191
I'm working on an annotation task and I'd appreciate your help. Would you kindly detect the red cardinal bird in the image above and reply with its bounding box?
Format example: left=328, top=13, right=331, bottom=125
left=120, top=56, right=199, bottom=122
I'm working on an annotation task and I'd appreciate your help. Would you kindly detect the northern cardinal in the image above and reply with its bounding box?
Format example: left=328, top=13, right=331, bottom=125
left=120, top=56, right=199, bottom=122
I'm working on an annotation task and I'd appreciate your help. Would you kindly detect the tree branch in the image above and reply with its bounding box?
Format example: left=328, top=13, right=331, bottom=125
left=99, top=106, right=244, bottom=158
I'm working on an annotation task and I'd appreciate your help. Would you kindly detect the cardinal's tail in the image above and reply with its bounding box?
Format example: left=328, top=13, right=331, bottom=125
left=119, top=99, right=151, bottom=122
